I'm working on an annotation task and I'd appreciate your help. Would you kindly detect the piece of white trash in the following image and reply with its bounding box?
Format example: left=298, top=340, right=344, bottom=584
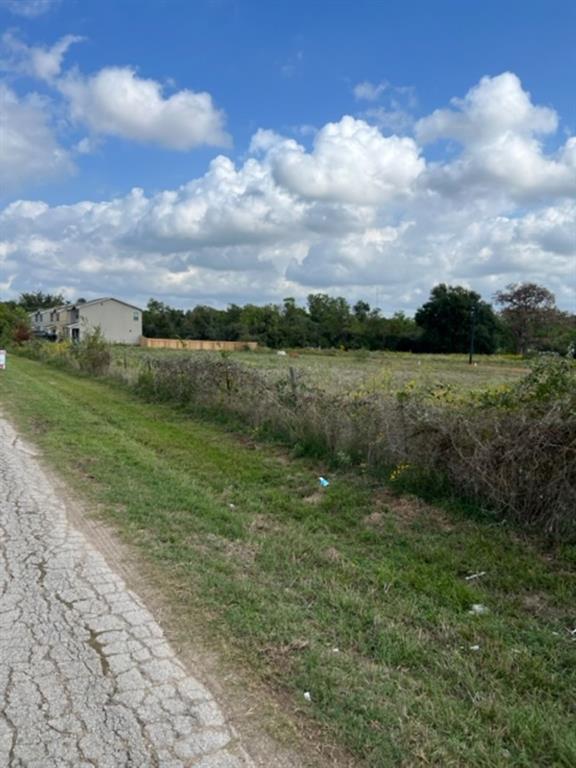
left=469, top=604, right=489, bottom=615
left=469, top=645, right=481, bottom=651
left=303, top=691, right=312, bottom=702
left=465, top=571, right=487, bottom=581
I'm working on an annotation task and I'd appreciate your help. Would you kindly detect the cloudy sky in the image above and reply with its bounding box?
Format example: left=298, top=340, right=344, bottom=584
left=0, top=0, right=574, bottom=313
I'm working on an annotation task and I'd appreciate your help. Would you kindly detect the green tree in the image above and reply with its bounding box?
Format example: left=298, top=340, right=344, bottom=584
left=278, top=298, right=312, bottom=347
left=18, top=291, right=66, bottom=311
left=545, top=311, right=576, bottom=355
left=381, top=312, right=422, bottom=351
left=494, top=282, right=558, bottom=355
left=143, top=299, right=185, bottom=338
left=307, top=294, right=352, bottom=347
left=183, top=305, right=224, bottom=340
left=0, top=302, right=31, bottom=345
left=415, top=284, right=499, bottom=354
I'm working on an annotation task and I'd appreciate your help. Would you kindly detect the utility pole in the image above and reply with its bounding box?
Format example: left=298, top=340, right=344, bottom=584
left=468, top=303, right=477, bottom=365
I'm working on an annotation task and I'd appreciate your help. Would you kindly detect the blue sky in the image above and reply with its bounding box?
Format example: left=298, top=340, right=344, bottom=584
left=1, top=0, right=575, bottom=311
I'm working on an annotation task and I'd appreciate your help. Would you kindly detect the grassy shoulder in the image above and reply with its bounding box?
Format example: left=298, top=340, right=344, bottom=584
left=1, top=356, right=575, bottom=767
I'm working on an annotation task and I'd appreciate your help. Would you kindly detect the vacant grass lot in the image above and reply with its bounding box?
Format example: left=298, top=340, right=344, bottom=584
left=112, top=347, right=528, bottom=394
left=2, top=357, right=575, bottom=767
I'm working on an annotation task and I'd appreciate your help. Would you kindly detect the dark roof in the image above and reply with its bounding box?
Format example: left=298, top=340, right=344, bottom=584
left=72, top=297, right=142, bottom=312
left=30, top=297, right=142, bottom=315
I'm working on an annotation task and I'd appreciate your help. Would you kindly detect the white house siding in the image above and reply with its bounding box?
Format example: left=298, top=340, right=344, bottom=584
left=30, top=306, right=70, bottom=337
left=78, top=300, right=142, bottom=345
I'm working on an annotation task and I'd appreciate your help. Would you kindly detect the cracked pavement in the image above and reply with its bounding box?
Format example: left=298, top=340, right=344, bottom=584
left=0, top=418, right=255, bottom=768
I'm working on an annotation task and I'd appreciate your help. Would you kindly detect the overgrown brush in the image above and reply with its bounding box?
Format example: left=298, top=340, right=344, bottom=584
left=404, top=357, right=576, bottom=537
left=70, top=328, right=111, bottom=376
left=135, top=356, right=407, bottom=465
left=136, top=354, right=575, bottom=539
left=18, top=329, right=111, bottom=376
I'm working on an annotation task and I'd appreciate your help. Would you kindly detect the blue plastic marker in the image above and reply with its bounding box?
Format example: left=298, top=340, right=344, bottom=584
left=318, top=476, right=330, bottom=488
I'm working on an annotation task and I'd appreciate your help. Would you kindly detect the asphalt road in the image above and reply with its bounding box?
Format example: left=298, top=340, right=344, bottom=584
left=0, top=417, right=254, bottom=768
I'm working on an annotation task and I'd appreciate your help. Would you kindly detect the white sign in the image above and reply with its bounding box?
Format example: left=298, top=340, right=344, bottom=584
left=0, top=350, right=6, bottom=370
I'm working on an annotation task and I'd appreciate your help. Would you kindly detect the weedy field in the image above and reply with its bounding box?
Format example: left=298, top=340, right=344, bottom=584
left=111, top=346, right=529, bottom=394
left=1, top=354, right=574, bottom=767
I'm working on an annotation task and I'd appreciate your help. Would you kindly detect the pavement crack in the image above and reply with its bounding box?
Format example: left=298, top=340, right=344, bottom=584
left=86, top=628, right=111, bottom=677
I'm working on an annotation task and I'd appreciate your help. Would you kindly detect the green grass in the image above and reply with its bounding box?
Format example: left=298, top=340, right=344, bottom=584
left=2, top=356, right=575, bottom=767
left=111, top=346, right=528, bottom=395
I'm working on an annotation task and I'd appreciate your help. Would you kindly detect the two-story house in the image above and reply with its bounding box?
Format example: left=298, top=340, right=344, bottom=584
left=30, top=298, right=143, bottom=345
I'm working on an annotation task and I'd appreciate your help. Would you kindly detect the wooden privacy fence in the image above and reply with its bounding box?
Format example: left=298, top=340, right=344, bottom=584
left=140, top=337, right=258, bottom=351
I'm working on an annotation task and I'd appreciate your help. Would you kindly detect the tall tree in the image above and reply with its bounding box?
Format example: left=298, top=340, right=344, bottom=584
left=415, top=284, right=499, bottom=354
left=307, top=294, right=352, bottom=347
left=143, top=299, right=185, bottom=338
left=279, top=298, right=313, bottom=347
left=494, top=282, right=557, bottom=355
left=18, top=291, right=66, bottom=311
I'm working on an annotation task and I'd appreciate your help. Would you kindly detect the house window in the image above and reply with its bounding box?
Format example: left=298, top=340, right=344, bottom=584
left=133, top=311, right=139, bottom=321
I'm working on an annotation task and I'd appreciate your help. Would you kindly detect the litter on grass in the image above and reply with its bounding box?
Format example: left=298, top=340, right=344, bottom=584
left=465, top=571, right=487, bottom=581
left=303, top=691, right=312, bottom=702
left=469, top=603, right=489, bottom=615
left=318, top=476, right=330, bottom=488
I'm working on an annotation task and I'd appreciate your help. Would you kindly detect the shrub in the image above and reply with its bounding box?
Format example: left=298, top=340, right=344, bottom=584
left=71, top=328, right=112, bottom=376
left=402, top=356, right=576, bottom=538
left=18, top=328, right=112, bottom=376
left=18, top=339, right=72, bottom=367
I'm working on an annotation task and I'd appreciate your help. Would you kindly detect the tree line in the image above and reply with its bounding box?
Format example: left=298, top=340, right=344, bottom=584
left=142, top=283, right=574, bottom=355
left=3, top=283, right=575, bottom=355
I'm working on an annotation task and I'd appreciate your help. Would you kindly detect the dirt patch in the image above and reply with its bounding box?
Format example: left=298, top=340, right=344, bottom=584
left=363, top=511, right=385, bottom=528
left=520, top=591, right=568, bottom=623
left=30, top=416, right=50, bottom=435
left=198, top=532, right=260, bottom=568
left=303, top=490, right=325, bottom=505
left=250, top=514, right=281, bottom=534
left=366, top=489, right=454, bottom=531
left=322, top=546, right=343, bottom=564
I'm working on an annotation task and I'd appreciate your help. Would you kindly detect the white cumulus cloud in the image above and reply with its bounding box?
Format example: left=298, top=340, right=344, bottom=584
left=58, top=66, right=231, bottom=150
left=0, top=84, right=73, bottom=190
left=416, top=72, right=557, bottom=144
left=416, top=72, right=575, bottom=200
left=265, top=116, right=424, bottom=205
left=1, top=32, right=83, bottom=81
